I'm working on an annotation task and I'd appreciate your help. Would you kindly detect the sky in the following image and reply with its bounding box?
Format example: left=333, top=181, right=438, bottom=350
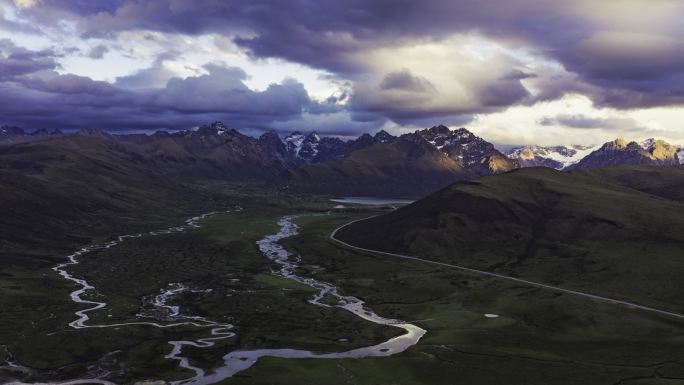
left=1, top=0, right=684, bottom=145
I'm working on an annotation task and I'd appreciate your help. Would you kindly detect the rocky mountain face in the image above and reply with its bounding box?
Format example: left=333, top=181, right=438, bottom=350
left=567, top=138, right=681, bottom=170
left=283, top=131, right=319, bottom=162
left=417, top=125, right=518, bottom=175
left=642, top=139, right=682, bottom=165
left=281, top=129, right=397, bottom=163
left=257, top=130, right=289, bottom=158
left=506, top=145, right=598, bottom=170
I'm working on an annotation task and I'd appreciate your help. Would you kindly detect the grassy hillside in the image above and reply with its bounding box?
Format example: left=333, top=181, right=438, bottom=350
left=335, top=166, right=684, bottom=312
left=576, top=165, right=684, bottom=201
left=0, top=135, right=229, bottom=269
left=275, top=134, right=473, bottom=197
left=243, top=213, right=684, bottom=385
left=125, top=129, right=291, bottom=181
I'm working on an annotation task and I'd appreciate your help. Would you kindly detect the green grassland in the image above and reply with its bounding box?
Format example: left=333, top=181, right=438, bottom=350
left=2, top=165, right=683, bottom=384
left=0, top=207, right=397, bottom=384
left=223, top=213, right=684, bottom=385
left=2, top=204, right=683, bottom=384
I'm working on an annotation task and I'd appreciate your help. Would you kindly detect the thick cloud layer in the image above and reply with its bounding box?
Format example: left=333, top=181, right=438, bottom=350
left=0, top=39, right=58, bottom=78
left=0, top=43, right=315, bottom=131
left=1, top=0, right=684, bottom=139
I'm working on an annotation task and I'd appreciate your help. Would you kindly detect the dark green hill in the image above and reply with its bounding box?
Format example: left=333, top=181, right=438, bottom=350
left=0, top=135, right=226, bottom=269
left=335, top=166, right=684, bottom=312
left=576, top=165, right=684, bottom=201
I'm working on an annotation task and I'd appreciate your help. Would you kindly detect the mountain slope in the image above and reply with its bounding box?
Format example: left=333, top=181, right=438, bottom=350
left=335, top=166, right=684, bottom=311
left=576, top=166, right=684, bottom=202
left=0, top=134, right=227, bottom=269
left=116, top=122, right=293, bottom=180
left=275, top=133, right=473, bottom=197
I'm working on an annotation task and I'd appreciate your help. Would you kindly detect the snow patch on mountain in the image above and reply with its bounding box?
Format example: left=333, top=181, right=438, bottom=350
left=422, top=127, right=473, bottom=151
left=542, top=145, right=599, bottom=169
left=507, top=145, right=598, bottom=170
left=212, top=121, right=229, bottom=135
left=374, top=130, right=394, bottom=144
left=284, top=132, right=307, bottom=158
left=640, top=138, right=657, bottom=150
left=284, top=132, right=323, bottom=161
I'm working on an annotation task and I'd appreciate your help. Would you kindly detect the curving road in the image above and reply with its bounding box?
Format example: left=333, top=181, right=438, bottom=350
left=330, top=215, right=684, bottom=321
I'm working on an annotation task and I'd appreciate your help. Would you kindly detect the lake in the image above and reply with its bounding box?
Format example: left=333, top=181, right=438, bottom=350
left=330, top=197, right=414, bottom=206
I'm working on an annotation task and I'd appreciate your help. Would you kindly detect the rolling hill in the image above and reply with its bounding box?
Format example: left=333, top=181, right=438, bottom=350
left=0, top=133, right=228, bottom=269
left=334, top=166, right=684, bottom=311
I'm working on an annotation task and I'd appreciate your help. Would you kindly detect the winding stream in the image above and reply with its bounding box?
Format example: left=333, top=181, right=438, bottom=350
left=4, top=213, right=425, bottom=385
left=182, top=216, right=426, bottom=384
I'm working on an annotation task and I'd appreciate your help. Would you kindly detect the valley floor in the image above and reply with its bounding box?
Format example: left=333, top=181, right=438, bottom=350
left=1, top=202, right=683, bottom=384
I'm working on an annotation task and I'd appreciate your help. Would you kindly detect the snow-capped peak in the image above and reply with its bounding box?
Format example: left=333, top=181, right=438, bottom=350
left=641, top=138, right=657, bottom=150
left=374, top=130, right=395, bottom=143
left=210, top=121, right=228, bottom=135
left=640, top=138, right=683, bottom=164
left=284, top=131, right=321, bottom=161
left=418, top=125, right=479, bottom=151
left=284, top=132, right=305, bottom=157
left=307, top=131, right=320, bottom=142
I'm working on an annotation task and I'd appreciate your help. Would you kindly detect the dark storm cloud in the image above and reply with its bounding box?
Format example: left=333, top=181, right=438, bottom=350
left=348, top=61, right=532, bottom=125
left=0, top=39, right=59, bottom=78
left=115, top=51, right=184, bottom=89
left=380, top=70, right=435, bottom=93
left=156, top=64, right=311, bottom=116
left=479, top=77, right=531, bottom=108
left=3, top=0, right=684, bottom=132
left=0, top=44, right=314, bottom=131
left=95, top=0, right=684, bottom=110
left=540, top=114, right=643, bottom=132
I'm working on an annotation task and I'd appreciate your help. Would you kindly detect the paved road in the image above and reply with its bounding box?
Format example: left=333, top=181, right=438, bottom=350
left=330, top=216, right=684, bottom=321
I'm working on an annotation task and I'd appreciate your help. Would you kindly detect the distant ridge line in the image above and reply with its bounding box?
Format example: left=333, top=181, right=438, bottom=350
left=330, top=216, right=684, bottom=321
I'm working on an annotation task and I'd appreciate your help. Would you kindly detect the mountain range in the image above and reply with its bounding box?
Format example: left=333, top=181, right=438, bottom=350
left=2, top=122, right=682, bottom=197
left=276, top=125, right=518, bottom=196
left=506, top=139, right=683, bottom=170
